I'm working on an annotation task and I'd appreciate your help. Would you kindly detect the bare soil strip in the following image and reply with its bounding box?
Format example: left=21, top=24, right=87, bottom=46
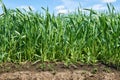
left=0, top=62, right=120, bottom=80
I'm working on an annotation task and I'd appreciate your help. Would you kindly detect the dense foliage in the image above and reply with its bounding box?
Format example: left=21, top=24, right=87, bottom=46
left=0, top=2, right=120, bottom=68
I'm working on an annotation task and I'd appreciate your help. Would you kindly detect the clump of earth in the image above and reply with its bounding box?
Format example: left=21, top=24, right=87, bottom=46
left=0, top=62, right=120, bottom=80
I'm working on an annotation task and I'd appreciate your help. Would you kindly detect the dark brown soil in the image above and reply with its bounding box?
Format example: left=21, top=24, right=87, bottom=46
left=0, top=62, right=120, bottom=80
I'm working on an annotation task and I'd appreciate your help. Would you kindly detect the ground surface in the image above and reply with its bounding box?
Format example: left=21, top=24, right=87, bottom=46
left=0, top=62, right=120, bottom=80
